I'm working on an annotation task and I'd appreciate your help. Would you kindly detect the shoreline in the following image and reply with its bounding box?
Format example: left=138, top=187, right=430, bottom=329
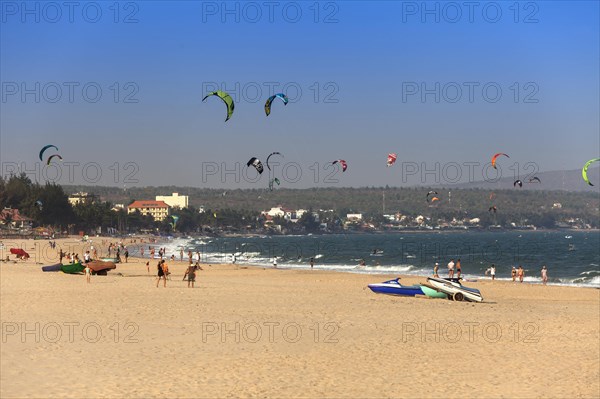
left=2, top=235, right=598, bottom=289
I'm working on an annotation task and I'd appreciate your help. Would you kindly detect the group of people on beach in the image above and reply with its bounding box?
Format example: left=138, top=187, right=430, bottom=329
left=433, top=258, right=549, bottom=285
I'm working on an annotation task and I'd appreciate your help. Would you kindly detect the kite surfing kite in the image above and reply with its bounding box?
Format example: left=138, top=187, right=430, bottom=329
left=170, top=215, right=179, bottom=230
left=582, top=158, right=600, bottom=186
left=46, top=154, right=63, bottom=165
left=332, top=159, right=347, bottom=172
left=491, top=153, right=509, bottom=169
left=387, top=153, right=397, bottom=167
left=203, top=91, right=234, bottom=121
left=266, top=152, right=283, bottom=171
left=514, top=180, right=523, bottom=188
left=39, top=145, right=58, bottom=161
left=528, top=177, right=541, bottom=183
left=430, top=196, right=440, bottom=203
left=247, top=157, right=264, bottom=174
left=426, top=191, right=438, bottom=202
left=264, top=93, right=289, bottom=116
left=269, top=178, right=280, bottom=191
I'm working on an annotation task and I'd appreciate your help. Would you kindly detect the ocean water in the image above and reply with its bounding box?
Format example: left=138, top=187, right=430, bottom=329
left=152, top=231, right=599, bottom=288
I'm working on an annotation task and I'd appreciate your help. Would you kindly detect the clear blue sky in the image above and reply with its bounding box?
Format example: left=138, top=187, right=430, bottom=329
left=1, top=1, right=598, bottom=189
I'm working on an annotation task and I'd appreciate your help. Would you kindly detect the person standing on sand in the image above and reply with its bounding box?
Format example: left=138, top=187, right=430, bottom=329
left=146, top=261, right=149, bottom=274
left=511, top=266, right=517, bottom=282
left=181, top=249, right=185, bottom=262
left=541, top=265, right=548, bottom=285
left=486, top=264, right=496, bottom=280
left=141, top=247, right=144, bottom=258
left=456, top=259, right=462, bottom=278
left=433, top=262, right=439, bottom=278
left=447, top=259, right=455, bottom=278
left=310, top=257, right=314, bottom=269
left=124, top=248, right=129, bottom=263
left=183, top=263, right=197, bottom=288
left=156, top=260, right=166, bottom=287
left=84, top=263, right=91, bottom=284
left=273, top=257, right=277, bottom=268
left=163, top=261, right=170, bottom=280
left=518, top=265, right=525, bottom=283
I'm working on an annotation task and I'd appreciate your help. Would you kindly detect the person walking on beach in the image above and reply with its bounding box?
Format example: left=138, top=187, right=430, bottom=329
left=511, top=266, right=517, bottom=282
left=433, top=262, right=439, bottom=278
left=181, top=249, right=185, bottom=262
left=124, top=248, right=129, bottom=263
left=456, top=259, right=462, bottom=279
left=84, top=263, right=91, bottom=284
left=146, top=261, right=149, bottom=274
left=150, top=247, right=155, bottom=259
left=156, top=260, right=167, bottom=288
left=518, top=265, right=525, bottom=283
left=447, top=259, right=455, bottom=278
left=59, top=249, right=64, bottom=263
left=140, top=247, right=144, bottom=258
left=541, top=265, right=548, bottom=285
left=487, top=264, right=496, bottom=280
left=310, top=257, right=315, bottom=269
left=273, top=257, right=278, bottom=268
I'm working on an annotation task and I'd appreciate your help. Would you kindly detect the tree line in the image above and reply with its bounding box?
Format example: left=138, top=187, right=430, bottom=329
left=1, top=175, right=598, bottom=234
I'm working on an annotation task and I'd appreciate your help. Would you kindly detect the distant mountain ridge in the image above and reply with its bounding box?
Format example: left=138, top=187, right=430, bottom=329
left=434, top=167, right=600, bottom=192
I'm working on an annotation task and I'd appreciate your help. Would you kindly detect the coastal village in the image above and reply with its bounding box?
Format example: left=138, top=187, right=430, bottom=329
left=1, top=190, right=594, bottom=238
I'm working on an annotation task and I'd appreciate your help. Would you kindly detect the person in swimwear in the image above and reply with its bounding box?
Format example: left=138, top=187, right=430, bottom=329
left=156, top=260, right=167, bottom=288
left=541, top=265, right=548, bottom=285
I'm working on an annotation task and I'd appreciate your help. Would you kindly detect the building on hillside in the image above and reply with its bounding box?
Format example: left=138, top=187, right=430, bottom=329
left=155, top=193, right=188, bottom=209
left=127, top=200, right=170, bottom=221
left=68, top=192, right=96, bottom=206
left=265, top=206, right=288, bottom=218
left=263, top=206, right=308, bottom=223
left=346, top=213, right=363, bottom=221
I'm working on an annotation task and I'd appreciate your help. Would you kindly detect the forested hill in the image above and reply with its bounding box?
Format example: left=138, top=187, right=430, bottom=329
left=436, top=167, right=600, bottom=192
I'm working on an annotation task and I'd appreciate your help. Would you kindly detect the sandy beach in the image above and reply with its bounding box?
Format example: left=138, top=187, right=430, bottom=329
left=1, top=237, right=599, bottom=398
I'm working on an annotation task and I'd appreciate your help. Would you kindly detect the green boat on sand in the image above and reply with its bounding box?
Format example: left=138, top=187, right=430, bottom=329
left=420, top=284, right=448, bottom=299
left=61, top=262, right=85, bottom=274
